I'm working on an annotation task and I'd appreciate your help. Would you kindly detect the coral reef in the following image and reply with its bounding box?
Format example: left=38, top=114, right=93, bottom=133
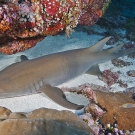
left=0, top=107, right=93, bottom=135
left=0, top=0, right=111, bottom=54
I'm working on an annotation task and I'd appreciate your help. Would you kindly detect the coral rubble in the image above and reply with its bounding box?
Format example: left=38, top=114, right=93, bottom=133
left=95, top=90, right=135, bottom=130
left=111, top=58, right=132, bottom=68
left=99, top=69, right=119, bottom=86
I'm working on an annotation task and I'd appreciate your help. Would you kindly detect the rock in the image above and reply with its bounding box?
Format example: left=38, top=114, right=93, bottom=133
left=0, top=107, right=94, bottom=135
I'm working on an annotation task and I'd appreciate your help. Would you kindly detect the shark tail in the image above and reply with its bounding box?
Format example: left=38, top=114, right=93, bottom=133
left=96, top=43, right=135, bottom=63
left=107, top=45, right=135, bottom=59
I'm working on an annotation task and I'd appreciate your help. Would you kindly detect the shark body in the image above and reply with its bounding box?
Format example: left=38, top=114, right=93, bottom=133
left=0, top=37, right=134, bottom=110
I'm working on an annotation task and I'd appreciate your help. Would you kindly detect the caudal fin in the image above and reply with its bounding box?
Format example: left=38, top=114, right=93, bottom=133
left=108, top=45, right=135, bottom=59
left=95, top=43, right=135, bottom=64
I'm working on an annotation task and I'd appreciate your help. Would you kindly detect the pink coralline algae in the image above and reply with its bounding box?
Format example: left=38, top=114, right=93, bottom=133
left=99, top=69, right=119, bottom=86
left=78, top=85, right=97, bottom=102
left=111, top=58, right=133, bottom=67
left=0, top=0, right=111, bottom=54
left=84, top=103, right=105, bottom=118
left=62, top=84, right=97, bottom=102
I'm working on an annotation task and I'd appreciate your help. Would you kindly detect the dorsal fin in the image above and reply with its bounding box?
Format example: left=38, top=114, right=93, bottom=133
left=88, top=36, right=112, bottom=52
left=20, top=55, right=29, bottom=61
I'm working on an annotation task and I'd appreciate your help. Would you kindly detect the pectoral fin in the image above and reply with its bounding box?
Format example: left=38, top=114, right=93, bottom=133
left=40, top=84, right=84, bottom=110
left=86, top=64, right=101, bottom=76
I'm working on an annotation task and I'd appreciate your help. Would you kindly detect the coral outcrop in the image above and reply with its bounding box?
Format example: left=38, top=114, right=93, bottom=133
left=0, top=0, right=111, bottom=54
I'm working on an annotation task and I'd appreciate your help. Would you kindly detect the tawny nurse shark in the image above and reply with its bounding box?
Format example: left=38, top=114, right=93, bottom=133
left=0, top=37, right=134, bottom=110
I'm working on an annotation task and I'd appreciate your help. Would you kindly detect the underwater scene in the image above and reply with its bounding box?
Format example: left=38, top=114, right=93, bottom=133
left=0, top=0, right=135, bottom=134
